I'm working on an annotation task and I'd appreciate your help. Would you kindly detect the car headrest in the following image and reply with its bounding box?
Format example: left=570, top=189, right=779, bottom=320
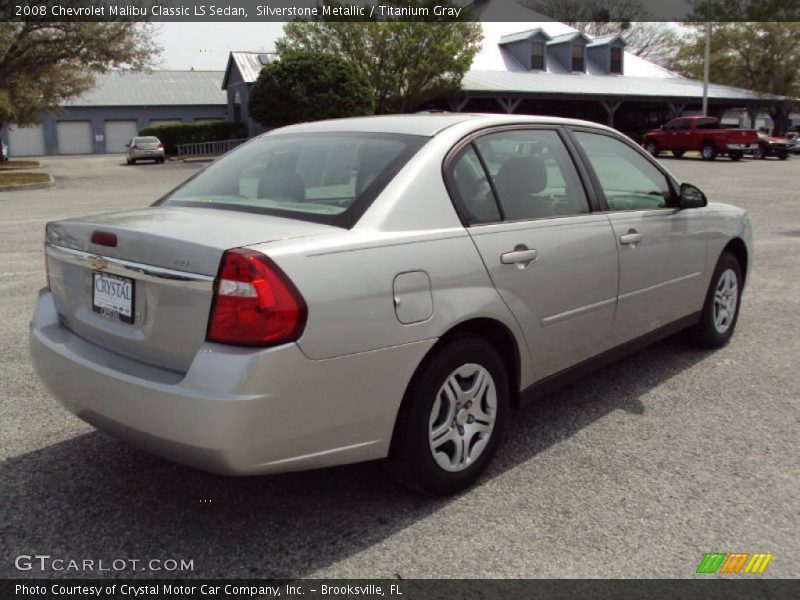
left=495, top=156, right=547, bottom=197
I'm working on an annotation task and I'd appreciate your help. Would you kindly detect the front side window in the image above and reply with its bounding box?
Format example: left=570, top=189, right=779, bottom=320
left=468, top=129, right=590, bottom=221
left=695, top=118, right=718, bottom=130
left=573, top=131, right=673, bottom=211
left=531, top=42, right=545, bottom=70
left=571, top=45, right=585, bottom=71
left=158, top=132, right=427, bottom=227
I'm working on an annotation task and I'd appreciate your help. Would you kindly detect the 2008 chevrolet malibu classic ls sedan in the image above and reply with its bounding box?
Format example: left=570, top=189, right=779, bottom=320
left=30, top=114, right=752, bottom=495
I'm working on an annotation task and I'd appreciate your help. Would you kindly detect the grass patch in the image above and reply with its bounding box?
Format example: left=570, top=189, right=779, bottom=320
left=0, top=160, right=41, bottom=170
left=0, top=172, right=51, bottom=187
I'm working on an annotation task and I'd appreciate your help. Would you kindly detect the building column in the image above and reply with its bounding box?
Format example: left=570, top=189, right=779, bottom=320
left=496, top=97, right=522, bottom=114
left=667, top=102, right=687, bottom=118
left=600, top=99, right=622, bottom=127
left=448, top=97, right=470, bottom=112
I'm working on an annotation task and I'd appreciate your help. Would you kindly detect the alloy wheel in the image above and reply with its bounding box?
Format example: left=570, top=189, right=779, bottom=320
left=713, top=268, right=739, bottom=334
left=428, top=363, right=497, bottom=473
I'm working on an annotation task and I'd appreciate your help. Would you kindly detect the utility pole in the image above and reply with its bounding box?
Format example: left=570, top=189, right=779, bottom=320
left=702, top=0, right=712, bottom=116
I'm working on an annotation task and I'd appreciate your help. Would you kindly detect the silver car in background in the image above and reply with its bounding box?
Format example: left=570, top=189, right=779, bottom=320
left=126, top=136, right=165, bottom=164
left=31, top=114, right=752, bottom=495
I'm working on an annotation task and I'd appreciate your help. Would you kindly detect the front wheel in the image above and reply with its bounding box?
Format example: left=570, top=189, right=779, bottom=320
left=387, top=336, right=509, bottom=496
left=688, top=252, right=743, bottom=349
left=753, top=144, right=766, bottom=160
left=643, top=140, right=660, bottom=156
left=701, top=142, right=718, bottom=160
left=778, top=153, right=788, bottom=161
left=672, top=149, right=685, bottom=158
left=729, top=151, right=742, bottom=161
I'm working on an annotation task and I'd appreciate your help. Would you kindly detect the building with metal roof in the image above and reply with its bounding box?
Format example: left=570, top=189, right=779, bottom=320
left=439, top=17, right=794, bottom=139
left=221, top=51, right=277, bottom=138
left=1, top=70, right=227, bottom=157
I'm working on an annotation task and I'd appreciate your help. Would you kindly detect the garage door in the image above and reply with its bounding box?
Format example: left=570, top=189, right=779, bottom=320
left=104, top=120, right=138, bottom=153
left=57, top=121, right=93, bottom=155
left=7, top=124, right=45, bottom=156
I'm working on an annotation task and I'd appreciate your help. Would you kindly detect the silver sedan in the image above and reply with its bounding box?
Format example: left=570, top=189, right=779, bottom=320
left=125, top=136, right=165, bottom=164
left=30, top=114, right=752, bottom=495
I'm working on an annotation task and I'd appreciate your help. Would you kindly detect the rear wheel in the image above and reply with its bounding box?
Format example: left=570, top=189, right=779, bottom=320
left=701, top=142, right=718, bottom=160
left=729, top=151, right=742, bottom=161
left=672, top=149, right=685, bottom=158
left=688, top=251, right=743, bottom=349
left=753, top=144, right=766, bottom=160
left=643, top=140, right=659, bottom=156
left=387, top=335, right=509, bottom=496
left=778, top=153, right=788, bottom=161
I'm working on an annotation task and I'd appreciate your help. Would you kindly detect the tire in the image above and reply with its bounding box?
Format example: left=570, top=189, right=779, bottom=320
left=700, top=142, right=718, bottom=161
left=387, top=335, right=510, bottom=496
left=729, top=151, right=742, bottom=161
left=130, top=158, right=136, bottom=165
left=158, top=158, right=165, bottom=164
left=688, top=251, right=743, bottom=349
left=672, top=149, right=685, bottom=158
left=753, top=144, right=766, bottom=160
left=778, top=153, right=788, bottom=161
left=643, top=141, right=659, bottom=156
left=126, top=157, right=132, bottom=165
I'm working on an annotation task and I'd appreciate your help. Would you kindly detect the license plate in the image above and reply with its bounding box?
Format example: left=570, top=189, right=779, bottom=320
left=92, top=272, right=135, bottom=324
left=145, top=151, right=154, bottom=155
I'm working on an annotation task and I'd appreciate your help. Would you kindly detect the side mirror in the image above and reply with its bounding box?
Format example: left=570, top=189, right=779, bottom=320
left=680, top=183, right=707, bottom=209
left=125, top=143, right=130, bottom=148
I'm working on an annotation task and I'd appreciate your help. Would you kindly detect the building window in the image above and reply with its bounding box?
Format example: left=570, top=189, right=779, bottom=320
left=571, top=45, right=584, bottom=72
left=531, top=42, right=545, bottom=70
left=610, top=47, right=623, bottom=74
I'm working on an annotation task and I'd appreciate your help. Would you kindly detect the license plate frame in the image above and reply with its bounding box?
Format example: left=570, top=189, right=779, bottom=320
left=92, top=271, right=135, bottom=325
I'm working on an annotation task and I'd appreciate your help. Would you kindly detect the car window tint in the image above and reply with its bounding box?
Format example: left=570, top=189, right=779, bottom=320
left=160, top=132, right=427, bottom=227
left=573, top=131, right=672, bottom=211
left=472, top=130, right=589, bottom=221
left=451, top=146, right=500, bottom=224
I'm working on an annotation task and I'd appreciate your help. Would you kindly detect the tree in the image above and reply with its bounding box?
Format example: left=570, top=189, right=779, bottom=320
left=248, top=52, right=374, bottom=129
left=668, top=22, right=800, bottom=133
left=276, top=0, right=483, bottom=113
left=523, top=0, right=678, bottom=64
left=0, top=22, right=159, bottom=132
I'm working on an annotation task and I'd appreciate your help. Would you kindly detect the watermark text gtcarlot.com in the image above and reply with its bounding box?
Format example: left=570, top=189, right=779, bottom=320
left=14, top=554, right=194, bottom=573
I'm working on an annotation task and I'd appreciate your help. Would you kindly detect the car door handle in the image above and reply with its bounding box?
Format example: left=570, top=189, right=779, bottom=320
left=501, top=248, right=538, bottom=264
left=619, top=230, right=643, bottom=245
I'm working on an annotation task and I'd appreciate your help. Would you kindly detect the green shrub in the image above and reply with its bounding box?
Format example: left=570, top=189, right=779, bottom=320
left=249, top=52, right=374, bottom=129
left=138, top=121, right=246, bottom=155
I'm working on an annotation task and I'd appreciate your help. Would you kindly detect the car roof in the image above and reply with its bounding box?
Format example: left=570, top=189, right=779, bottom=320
left=273, top=113, right=614, bottom=138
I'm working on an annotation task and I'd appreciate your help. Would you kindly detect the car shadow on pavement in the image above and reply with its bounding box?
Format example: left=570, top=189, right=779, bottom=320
left=1, top=336, right=710, bottom=579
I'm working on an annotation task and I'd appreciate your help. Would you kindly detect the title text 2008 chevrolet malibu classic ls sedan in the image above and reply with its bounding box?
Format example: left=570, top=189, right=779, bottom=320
left=30, top=114, right=752, bottom=495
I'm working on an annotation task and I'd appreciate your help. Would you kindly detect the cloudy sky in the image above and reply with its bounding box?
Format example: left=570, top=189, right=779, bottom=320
left=155, top=23, right=286, bottom=70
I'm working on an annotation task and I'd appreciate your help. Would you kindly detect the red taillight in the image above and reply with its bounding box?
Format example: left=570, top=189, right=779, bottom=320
left=157, top=143, right=163, bottom=149
left=131, top=144, right=138, bottom=150
left=91, top=230, right=118, bottom=247
left=206, top=249, right=307, bottom=346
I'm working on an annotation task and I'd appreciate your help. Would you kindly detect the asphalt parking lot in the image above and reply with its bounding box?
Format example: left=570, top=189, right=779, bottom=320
left=1, top=153, right=798, bottom=579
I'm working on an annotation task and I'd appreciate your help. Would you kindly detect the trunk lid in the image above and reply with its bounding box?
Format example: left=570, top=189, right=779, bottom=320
left=45, top=206, right=337, bottom=372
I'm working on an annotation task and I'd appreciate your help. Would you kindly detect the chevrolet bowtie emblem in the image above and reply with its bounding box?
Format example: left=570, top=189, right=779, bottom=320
left=89, top=256, right=108, bottom=270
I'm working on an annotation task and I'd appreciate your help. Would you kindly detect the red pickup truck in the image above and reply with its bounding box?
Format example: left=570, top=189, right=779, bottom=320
left=642, top=116, right=758, bottom=161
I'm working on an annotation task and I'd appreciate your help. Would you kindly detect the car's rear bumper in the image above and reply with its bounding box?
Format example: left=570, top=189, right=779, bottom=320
left=30, top=289, right=434, bottom=475
left=130, top=149, right=164, bottom=160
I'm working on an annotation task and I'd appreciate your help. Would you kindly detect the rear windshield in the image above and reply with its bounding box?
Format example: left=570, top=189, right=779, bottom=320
left=158, top=132, right=428, bottom=228
left=135, top=137, right=160, bottom=143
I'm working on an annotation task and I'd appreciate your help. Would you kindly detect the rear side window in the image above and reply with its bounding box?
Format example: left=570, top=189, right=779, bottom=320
left=573, top=131, right=673, bottom=211
left=159, top=132, right=427, bottom=228
left=695, top=118, right=718, bottom=130
left=471, top=129, right=590, bottom=221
